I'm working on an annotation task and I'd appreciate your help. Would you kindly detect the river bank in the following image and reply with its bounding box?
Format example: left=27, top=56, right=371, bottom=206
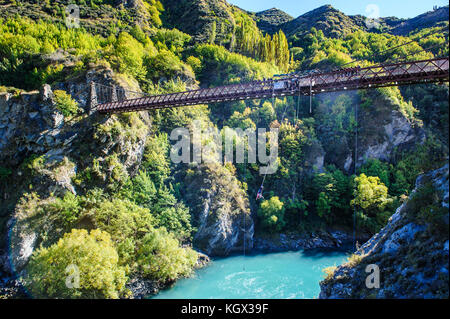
left=253, top=229, right=370, bottom=253
left=0, top=229, right=368, bottom=299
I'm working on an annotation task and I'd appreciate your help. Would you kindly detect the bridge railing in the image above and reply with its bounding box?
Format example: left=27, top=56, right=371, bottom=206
left=94, top=57, right=449, bottom=113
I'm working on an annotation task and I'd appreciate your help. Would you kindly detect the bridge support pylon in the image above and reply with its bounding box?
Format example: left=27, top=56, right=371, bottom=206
left=88, top=81, right=98, bottom=115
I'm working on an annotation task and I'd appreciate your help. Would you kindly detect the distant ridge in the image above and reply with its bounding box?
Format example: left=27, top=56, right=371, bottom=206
left=280, top=5, right=362, bottom=39
left=390, top=5, right=449, bottom=35
left=254, top=8, right=294, bottom=34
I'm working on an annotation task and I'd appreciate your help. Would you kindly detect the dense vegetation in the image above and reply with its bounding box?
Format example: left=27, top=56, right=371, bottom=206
left=0, top=0, right=448, bottom=298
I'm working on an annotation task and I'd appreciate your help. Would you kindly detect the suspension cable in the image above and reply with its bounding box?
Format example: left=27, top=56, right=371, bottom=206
left=324, top=25, right=449, bottom=73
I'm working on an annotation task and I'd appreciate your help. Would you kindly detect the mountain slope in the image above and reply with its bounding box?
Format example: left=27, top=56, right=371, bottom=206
left=391, top=5, right=449, bottom=35
left=254, top=8, right=293, bottom=34
left=280, top=4, right=448, bottom=44
left=0, top=0, right=164, bottom=36
left=160, top=0, right=237, bottom=43
left=281, top=5, right=362, bottom=39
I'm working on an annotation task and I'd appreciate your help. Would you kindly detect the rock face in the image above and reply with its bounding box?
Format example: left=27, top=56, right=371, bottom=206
left=316, top=91, right=425, bottom=173
left=319, top=164, right=449, bottom=299
left=0, top=65, right=151, bottom=276
left=183, top=163, right=254, bottom=256
left=358, top=109, right=425, bottom=165
left=253, top=230, right=369, bottom=252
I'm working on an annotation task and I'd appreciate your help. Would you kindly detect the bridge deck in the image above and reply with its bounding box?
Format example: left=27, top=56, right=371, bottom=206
left=96, top=58, right=449, bottom=113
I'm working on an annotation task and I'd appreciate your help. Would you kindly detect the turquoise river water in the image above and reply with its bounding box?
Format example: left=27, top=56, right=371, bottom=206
left=152, top=248, right=349, bottom=299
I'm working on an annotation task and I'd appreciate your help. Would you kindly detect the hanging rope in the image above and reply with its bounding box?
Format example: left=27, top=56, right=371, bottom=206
left=309, top=75, right=313, bottom=114
left=280, top=100, right=289, bottom=123
left=353, top=95, right=358, bottom=252
left=255, top=88, right=276, bottom=200
left=242, top=159, right=247, bottom=271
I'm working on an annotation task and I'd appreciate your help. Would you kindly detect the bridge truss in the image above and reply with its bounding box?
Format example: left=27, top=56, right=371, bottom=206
left=94, top=57, right=449, bottom=114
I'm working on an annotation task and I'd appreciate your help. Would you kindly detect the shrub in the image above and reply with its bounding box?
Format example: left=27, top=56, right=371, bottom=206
left=351, top=174, right=392, bottom=212
left=113, top=32, right=149, bottom=79
left=137, top=228, right=198, bottom=282
left=351, top=174, right=395, bottom=233
left=54, top=90, right=79, bottom=117
left=145, top=49, right=194, bottom=82
left=186, top=56, right=202, bottom=73
left=48, top=192, right=82, bottom=228
left=322, top=266, right=337, bottom=281
left=26, top=229, right=127, bottom=299
left=258, top=196, right=285, bottom=232
left=345, top=253, right=364, bottom=267
left=407, top=181, right=449, bottom=235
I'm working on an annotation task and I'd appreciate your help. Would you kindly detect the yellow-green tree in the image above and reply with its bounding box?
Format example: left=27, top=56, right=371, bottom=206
left=26, top=229, right=127, bottom=299
left=351, top=173, right=394, bottom=232
left=258, top=196, right=286, bottom=232
left=137, top=228, right=198, bottom=281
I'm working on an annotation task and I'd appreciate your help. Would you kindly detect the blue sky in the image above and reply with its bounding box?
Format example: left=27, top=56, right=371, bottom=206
left=227, top=0, right=449, bottom=19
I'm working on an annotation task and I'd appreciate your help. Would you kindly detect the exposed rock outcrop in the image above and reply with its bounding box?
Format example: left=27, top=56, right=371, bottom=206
left=183, top=163, right=254, bottom=256
left=316, top=91, right=425, bottom=173
left=319, top=164, right=449, bottom=299
left=253, top=230, right=369, bottom=252
left=0, top=65, right=151, bottom=276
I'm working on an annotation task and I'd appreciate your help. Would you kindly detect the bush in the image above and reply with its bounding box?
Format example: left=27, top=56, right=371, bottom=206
left=113, top=32, right=149, bottom=79
left=48, top=192, right=82, bottom=228
left=145, top=49, right=194, bottom=82
left=351, top=174, right=394, bottom=233
left=186, top=56, right=202, bottom=73
left=137, top=228, right=198, bottom=282
left=26, top=229, right=127, bottom=299
left=54, top=90, right=79, bottom=117
left=322, top=266, right=337, bottom=282
left=87, top=198, right=154, bottom=245
left=258, top=196, right=285, bottom=232
left=407, top=181, right=449, bottom=235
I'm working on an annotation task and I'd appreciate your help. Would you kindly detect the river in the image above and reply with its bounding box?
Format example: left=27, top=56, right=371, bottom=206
left=151, top=248, right=349, bottom=299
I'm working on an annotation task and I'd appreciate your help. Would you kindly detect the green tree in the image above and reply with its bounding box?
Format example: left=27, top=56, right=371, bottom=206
left=54, top=90, right=79, bottom=117
left=113, top=32, right=147, bottom=79
left=351, top=174, right=394, bottom=232
left=359, top=159, right=391, bottom=188
left=258, top=196, right=285, bottom=232
left=209, top=21, right=217, bottom=44
left=137, top=228, right=198, bottom=281
left=316, top=192, right=332, bottom=222
left=26, top=229, right=127, bottom=299
left=142, top=133, right=171, bottom=187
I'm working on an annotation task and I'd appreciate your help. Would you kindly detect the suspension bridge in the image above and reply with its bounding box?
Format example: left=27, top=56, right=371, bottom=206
left=93, top=57, right=449, bottom=114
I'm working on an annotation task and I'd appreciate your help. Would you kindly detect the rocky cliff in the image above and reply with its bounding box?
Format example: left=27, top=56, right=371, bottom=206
left=182, top=163, right=254, bottom=256
left=316, top=90, right=425, bottom=173
left=0, top=63, right=253, bottom=287
left=0, top=64, right=148, bottom=274
left=319, top=164, right=449, bottom=299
